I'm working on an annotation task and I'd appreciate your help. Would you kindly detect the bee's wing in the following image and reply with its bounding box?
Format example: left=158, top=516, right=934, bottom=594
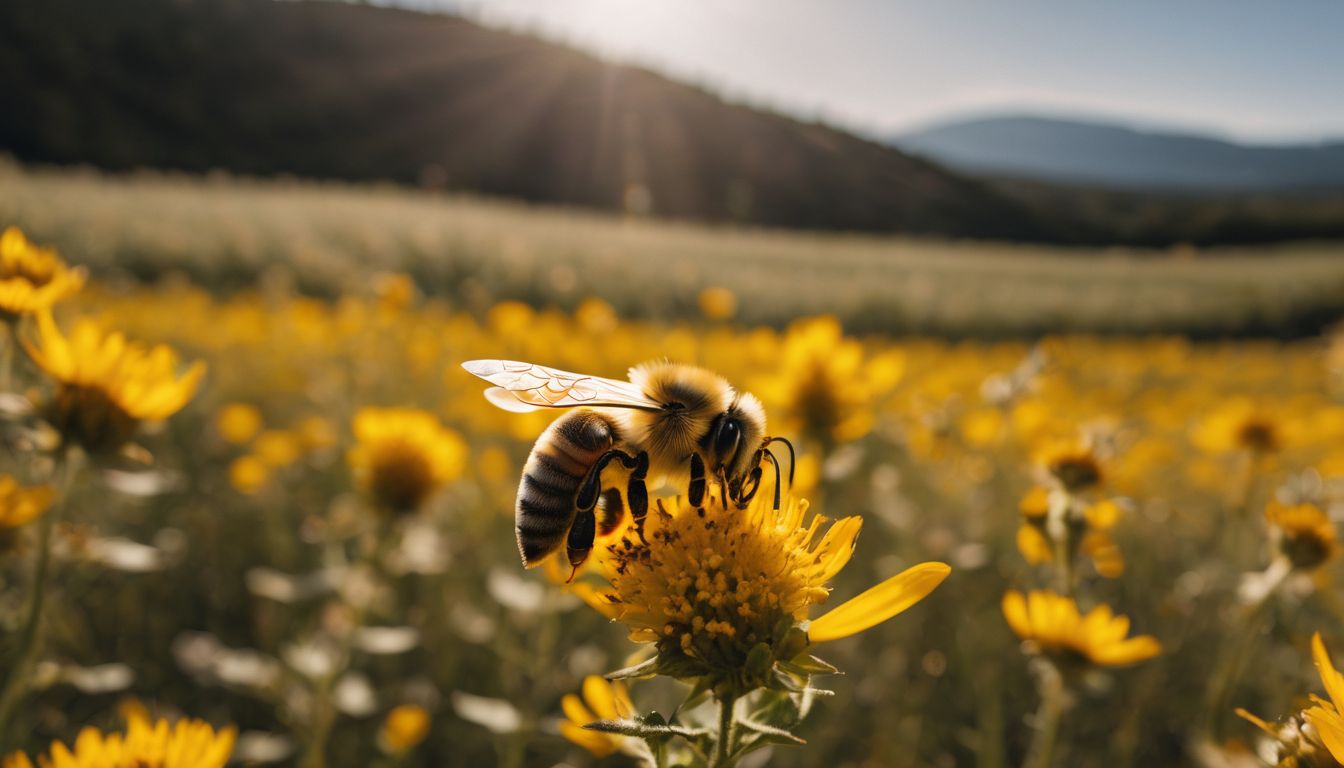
left=462, top=359, right=662, bottom=412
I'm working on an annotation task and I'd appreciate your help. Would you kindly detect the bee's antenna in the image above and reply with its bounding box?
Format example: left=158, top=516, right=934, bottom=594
left=765, top=437, right=796, bottom=487
left=764, top=448, right=782, bottom=509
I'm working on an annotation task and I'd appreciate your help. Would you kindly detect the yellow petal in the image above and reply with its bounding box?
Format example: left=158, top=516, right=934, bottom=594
left=1002, top=590, right=1031, bottom=640
left=1305, top=704, right=1344, bottom=764
left=807, top=562, right=950, bottom=643
left=1315, top=632, right=1344, bottom=712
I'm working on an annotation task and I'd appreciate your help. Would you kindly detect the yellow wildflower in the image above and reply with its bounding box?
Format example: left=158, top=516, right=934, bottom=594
left=24, top=311, right=205, bottom=453
left=577, top=485, right=949, bottom=691
left=348, top=407, right=467, bottom=513
left=1, top=713, right=235, bottom=768
left=0, top=475, right=55, bottom=530
left=1002, top=590, right=1160, bottom=667
left=0, top=227, right=86, bottom=319
left=1304, top=632, right=1344, bottom=763
left=698, top=287, right=738, bottom=321
left=1266, top=501, right=1337, bottom=572
left=560, top=676, right=636, bottom=758
left=1194, top=399, right=1284, bottom=455
left=214, top=403, right=262, bottom=445
left=379, top=704, right=431, bottom=754
left=1035, top=439, right=1104, bottom=495
left=228, top=455, right=269, bottom=495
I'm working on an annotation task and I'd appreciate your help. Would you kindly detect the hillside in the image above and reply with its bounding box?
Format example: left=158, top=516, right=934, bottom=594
left=897, top=114, right=1344, bottom=192
left=3, top=0, right=1344, bottom=245
left=0, top=0, right=1053, bottom=240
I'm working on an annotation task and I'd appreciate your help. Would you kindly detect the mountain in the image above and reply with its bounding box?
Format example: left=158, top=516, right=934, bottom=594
left=0, top=0, right=1056, bottom=241
left=3, top=0, right=1344, bottom=246
left=896, top=115, right=1344, bottom=192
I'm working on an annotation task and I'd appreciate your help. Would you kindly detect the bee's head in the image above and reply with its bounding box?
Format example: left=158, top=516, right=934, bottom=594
left=703, top=392, right=767, bottom=489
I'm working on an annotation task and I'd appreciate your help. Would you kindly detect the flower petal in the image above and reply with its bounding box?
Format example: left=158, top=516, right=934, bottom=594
left=807, top=562, right=950, bottom=643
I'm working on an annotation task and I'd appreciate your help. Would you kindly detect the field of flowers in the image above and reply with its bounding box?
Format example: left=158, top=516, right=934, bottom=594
left=2, top=203, right=1344, bottom=768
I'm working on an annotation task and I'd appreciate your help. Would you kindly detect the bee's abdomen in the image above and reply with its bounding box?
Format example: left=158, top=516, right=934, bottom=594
left=515, top=410, right=620, bottom=566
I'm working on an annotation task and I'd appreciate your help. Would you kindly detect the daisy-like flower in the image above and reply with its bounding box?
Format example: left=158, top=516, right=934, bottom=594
left=1001, top=590, right=1160, bottom=668
left=23, top=311, right=206, bottom=454
left=0, top=227, right=85, bottom=320
left=1035, top=440, right=1104, bottom=495
left=1, top=712, right=235, bottom=768
left=1194, top=399, right=1284, bottom=456
left=347, top=407, right=467, bottom=513
left=1016, top=488, right=1124, bottom=578
left=378, top=704, right=431, bottom=754
left=560, top=676, right=638, bottom=759
left=1265, top=501, right=1337, bottom=572
left=754, top=316, right=902, bottom=449
left=1304, top=632, right=1344, bottom=762
left=574, top=486, right=950, bottom=694
left=0, top=475, right=55, bottom=531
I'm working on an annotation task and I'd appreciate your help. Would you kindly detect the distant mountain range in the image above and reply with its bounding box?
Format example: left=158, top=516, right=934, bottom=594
left=3, top=0, right=1344, bottom=245
left=895, top=115, right=1344, bottom=192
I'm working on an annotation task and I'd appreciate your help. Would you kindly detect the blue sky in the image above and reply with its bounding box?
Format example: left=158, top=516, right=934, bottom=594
left=416, top=0, right=1344, bottom=144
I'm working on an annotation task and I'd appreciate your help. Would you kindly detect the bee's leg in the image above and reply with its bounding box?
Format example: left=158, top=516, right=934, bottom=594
left=627, top=451, right=649, bottom=543
left=688, top=453, right=707, bottom=507
left=737, top=465, right=765, bottom=508
left=597, top=488, right=625, bottom=536
left=565, top=506, right=596, bottom=582
left=576, top=449, right=649, bottom=541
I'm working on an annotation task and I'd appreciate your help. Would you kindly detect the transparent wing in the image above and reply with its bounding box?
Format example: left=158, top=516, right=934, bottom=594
left=462, top=359, right=661, bottom=411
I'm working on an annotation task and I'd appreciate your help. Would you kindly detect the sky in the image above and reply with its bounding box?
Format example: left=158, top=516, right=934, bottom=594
left=408, top=0, right=1344, bottom=145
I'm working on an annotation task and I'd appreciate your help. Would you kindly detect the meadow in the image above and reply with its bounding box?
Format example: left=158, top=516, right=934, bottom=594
left=0, top=163, right=1343, bottom=767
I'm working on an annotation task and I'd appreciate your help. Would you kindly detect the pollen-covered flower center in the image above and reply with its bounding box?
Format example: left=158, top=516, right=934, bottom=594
left=1048, top=455, right=1102, bottom=493
left=49, top=383, right=137, bottom=453
left=1237, top=418, right=1279, bottom=452
left=367, top=440, right=437, bottom=511
left=606, top=500, right=830, bottom=678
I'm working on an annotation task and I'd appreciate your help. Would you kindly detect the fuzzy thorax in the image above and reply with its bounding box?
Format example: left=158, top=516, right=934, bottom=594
left=623, top=362, right=734, bottom=475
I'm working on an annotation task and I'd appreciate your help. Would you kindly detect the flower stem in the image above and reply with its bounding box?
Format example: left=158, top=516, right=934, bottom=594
left=711, top=694, right=737, bottom=768
left=1025, top=661, right=1065, bottom=768
left=0, top=454, right=71, bottom=746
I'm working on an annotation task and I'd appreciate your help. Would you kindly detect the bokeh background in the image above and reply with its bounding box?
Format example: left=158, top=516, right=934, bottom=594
left=3, top=1, right=1344, bottom=766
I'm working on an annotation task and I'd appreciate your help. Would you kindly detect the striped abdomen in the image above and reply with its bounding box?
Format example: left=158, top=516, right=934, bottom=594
left=515, top=409, right=622, bottom=567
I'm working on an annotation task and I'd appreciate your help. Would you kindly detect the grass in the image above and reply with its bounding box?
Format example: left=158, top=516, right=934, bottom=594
left=3, top=159, right=1344, bottom=337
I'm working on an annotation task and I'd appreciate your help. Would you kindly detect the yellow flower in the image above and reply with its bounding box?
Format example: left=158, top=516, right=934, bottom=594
left=214, top=402, right=262, bottom=445
left=1, top=713, right=235, bottom=768
left=1034, top=440, right=1103, bottom=494
left=0, top=475, right=55, bottom=529
left=228, top=455, right=269, bottom=495
left=1304, top=632, right=1344, bottom=763
left=698, top=286, right=738, bottom=321
left=24, top=311, right=206, bottom=453
left=348, top=407, right=467, bottom=513
left=1194, top=399, right=1283, bottom=455
left=559, top=676, right=636, bottom=758
left=379, top=704, right=431, bottom=754
left=251, top=430, right=303, bottom=468
left=1266, top=501, right=1337, bottom=571
left=1001, top=590, right=1160, bottom=667
left=577, top=487, right=949, bottom=690
left=756, top=316, right=880, bottom=448
left=0, top=227, right=86, bottom=319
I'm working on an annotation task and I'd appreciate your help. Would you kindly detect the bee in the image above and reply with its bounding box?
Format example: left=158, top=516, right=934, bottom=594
left=462, top=359, right=793, bottom=573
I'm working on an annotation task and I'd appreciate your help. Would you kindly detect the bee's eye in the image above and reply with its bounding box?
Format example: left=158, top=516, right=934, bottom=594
left=714, top=419, right=741, bottom=461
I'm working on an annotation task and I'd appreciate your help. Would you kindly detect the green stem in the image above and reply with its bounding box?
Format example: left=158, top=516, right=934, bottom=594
left=0, top=453, right=71, bottom=746
left=1200, top=570, right=1280, bottom=738
left=711, top=694, right=737, bottom=768
left=1024, top=662, right=1065, bottom=768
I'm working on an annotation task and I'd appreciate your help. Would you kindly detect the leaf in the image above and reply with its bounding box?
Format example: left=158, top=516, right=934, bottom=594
left=583, top=717, right=704, bottom=740
left=605, top=655, right=663, bottom=681
left=781, top=654, right=839, bottom=676
left=737, top=718, right=807, bottom=745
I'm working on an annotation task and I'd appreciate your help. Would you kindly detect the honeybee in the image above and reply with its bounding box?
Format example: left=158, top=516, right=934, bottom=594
left=462, top=359, right=793, bottom=573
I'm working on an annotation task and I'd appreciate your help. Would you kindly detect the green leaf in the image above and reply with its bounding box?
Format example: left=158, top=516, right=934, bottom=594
left=605, top=656, right=663, bottom=681
left=781, top=654, right=840, bottom=676
left=583, top=717, right=705, bottom=740
left=737, top=718, right=807, bottom=745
